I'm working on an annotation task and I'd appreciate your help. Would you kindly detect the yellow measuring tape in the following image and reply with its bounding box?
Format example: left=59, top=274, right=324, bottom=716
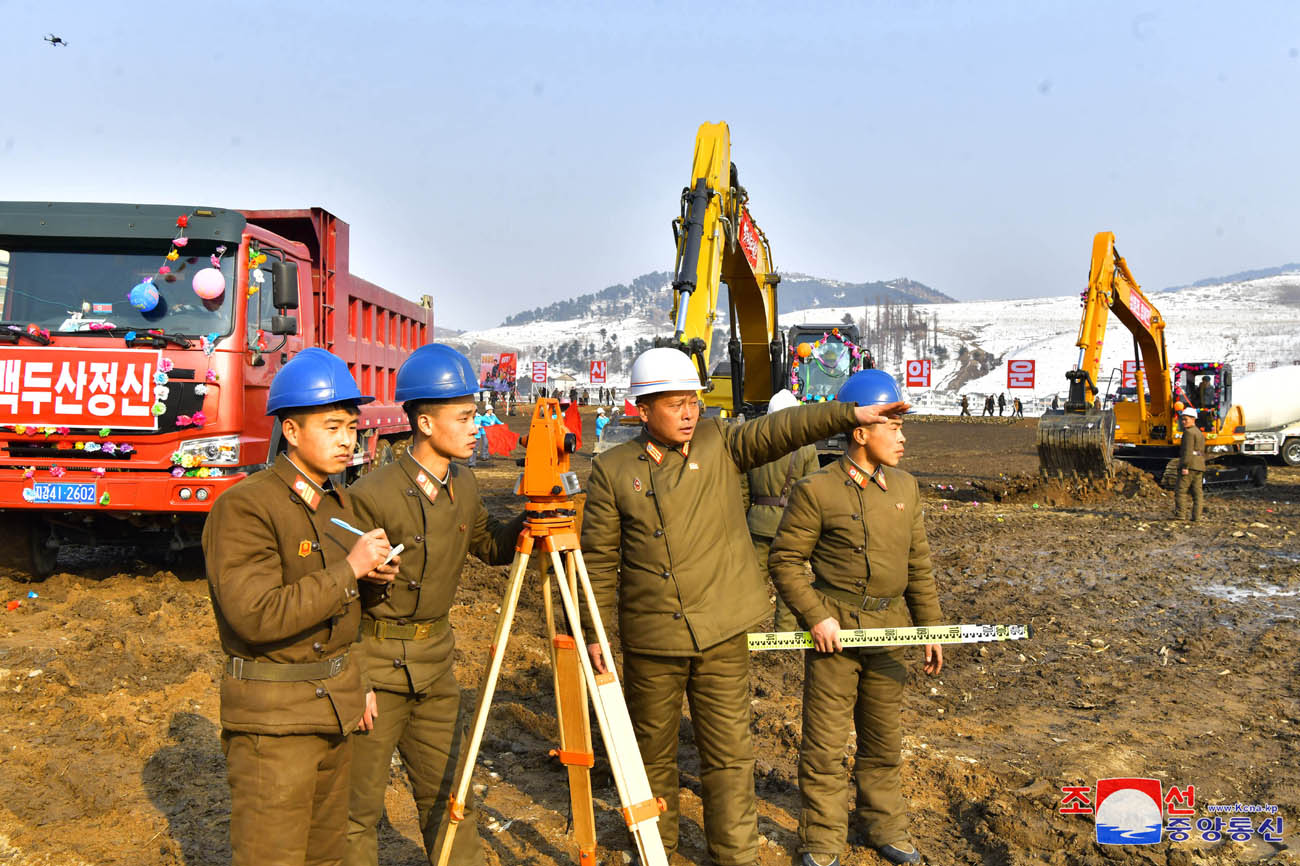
left=747, top=623, right=1032, bottom=651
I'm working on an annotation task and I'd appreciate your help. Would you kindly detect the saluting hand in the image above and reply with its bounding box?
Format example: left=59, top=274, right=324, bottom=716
left=853, top=401, right=909, bottom=426
left=346, top=528, right=393, bottom=580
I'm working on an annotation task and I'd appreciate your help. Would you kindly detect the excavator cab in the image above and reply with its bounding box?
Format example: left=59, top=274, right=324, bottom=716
left=1173, top=362, right=1231, bottom=433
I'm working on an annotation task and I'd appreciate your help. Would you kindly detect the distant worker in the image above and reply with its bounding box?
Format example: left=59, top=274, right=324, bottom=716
left=580, top=348, right=907, bottom=866
left=769, top=369, right=943, bottom=866
left=743, top=389, right=820, bottom=632
left=1174, top=406, right=1206, bottom=522
left=1196, top=375, right=1215, bottom=412
left=1051, top=394, right=1059, bottom=412
left=983, top=395, right=994, bottom=417
left=959, top=394, right=970, bottom=417
left=346, top=345, right=523, bottom=866
left=595, top=406, right=609, bottom=440
left=1012, top=397, right=1023, bottom=418
left=997, top=393, right=1006, bottom=416
left=203, top=348, right=398, bottom=866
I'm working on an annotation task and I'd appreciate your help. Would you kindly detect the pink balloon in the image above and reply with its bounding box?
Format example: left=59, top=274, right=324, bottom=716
left=192, top=267, right=226, bottom=300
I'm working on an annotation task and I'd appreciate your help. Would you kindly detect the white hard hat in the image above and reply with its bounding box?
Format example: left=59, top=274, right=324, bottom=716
left=627, top=348, right=701, bottom=398
left=597, top=407, right=606, bottom=415
left=767, top=389, right=800, bottom=413
left=1180, top=406, right=1198, bottom=418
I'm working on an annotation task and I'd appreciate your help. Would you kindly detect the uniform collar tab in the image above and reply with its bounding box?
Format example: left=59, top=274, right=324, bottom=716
left=841, top=456, right=887, bottom=492
left=403, top=452, right=453, bottom=504
left=277, top=455, right=329, bottom=511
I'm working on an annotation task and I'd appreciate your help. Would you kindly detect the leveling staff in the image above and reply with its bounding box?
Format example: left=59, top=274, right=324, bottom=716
left=203, top=348, right=399, bottom=866
left=580, top=347, right=907, bottom=866
left=345, top=345, right=524, bottom=866
left=770, top=369, right=942, bottom=866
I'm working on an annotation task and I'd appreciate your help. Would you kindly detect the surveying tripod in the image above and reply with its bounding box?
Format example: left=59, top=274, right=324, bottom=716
left=436, top=399, right=668, bottom=866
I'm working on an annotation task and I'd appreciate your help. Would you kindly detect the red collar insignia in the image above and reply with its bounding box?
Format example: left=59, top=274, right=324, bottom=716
left=292, top=476, right=320, bottom=511
left=645, top=442, right=663, bottom=465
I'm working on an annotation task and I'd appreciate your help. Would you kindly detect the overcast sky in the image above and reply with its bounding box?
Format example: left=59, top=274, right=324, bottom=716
left=3, top=1, right=1298, bottom=329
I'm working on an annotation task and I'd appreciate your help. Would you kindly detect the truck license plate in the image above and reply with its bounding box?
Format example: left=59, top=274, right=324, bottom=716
left=22, top=482, right=98, bottom=504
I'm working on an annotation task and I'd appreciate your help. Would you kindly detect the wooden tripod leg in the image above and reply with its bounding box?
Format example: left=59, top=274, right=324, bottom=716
left=548, top=549, right=670, bottom=866
left=433, top=546, right=531, bottom=866
left=549, top=549, right=597, bottom=866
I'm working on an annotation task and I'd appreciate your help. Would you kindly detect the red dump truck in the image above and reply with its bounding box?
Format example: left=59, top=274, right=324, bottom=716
left=0, top=202, right=431, bottom=575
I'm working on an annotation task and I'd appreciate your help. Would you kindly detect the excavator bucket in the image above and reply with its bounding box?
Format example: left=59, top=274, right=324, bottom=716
left=1037, top=410, right=1116, bottom=478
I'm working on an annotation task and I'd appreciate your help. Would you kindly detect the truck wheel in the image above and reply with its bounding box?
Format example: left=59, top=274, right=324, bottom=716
left=27, top=518, right=58, bottom=580
left=1283, top=438, right=1300, bottom=467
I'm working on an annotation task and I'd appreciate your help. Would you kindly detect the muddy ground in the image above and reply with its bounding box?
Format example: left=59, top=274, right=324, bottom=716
left=0, top=411, right=1296, bottom=865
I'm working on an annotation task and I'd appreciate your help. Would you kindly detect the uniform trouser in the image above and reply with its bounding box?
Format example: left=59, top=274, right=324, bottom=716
left=623, top=633, right=758, bottom=865
left=751, top=535, right=799, bottom=632
left=1175, top=469, right=1204, bottom=520
left=798, top=646, right=909, bottom=856
left=222, top=730, right=351, bottom=866
left=345, top=674, right=483, bottom=866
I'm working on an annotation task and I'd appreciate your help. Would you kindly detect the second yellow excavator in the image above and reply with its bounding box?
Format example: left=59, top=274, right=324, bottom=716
left=1038, top=232, right=1263, bottom=485
left=663, top=121, right=782, bottom=416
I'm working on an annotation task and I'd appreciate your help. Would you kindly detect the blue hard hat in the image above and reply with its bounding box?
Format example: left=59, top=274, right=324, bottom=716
left=265, top=348, right=373, bottom=415
left=836, top=369, right=904, bottom=407
left=394, top=343, right=479, bottom=403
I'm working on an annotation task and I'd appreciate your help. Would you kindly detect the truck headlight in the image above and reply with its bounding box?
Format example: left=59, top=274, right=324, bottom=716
left=177, top=435, right=240, bottom=465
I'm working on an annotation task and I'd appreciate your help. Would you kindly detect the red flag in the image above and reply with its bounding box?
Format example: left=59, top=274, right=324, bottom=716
left=564, top=402, right=583, bottom=451
left=623, top=399, right=638, bottom=417
left=484, top=424, right=520, bottom=456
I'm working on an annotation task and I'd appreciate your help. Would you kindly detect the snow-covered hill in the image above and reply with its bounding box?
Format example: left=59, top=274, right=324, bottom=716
left=455, top=272, right=1300, bottom=412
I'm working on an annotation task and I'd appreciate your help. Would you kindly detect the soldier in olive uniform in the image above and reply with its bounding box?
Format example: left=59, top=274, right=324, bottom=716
left=204, top=348, right=399, bottom=866
left=580, top=348, right=906, bottom=865
left=770, top=370, right=943, bottom=866
left=1174, top=406, right=1206, bottom=521
left=742, top=389, right=821, bottom=632
left=345, top=345, right=524, bottom=866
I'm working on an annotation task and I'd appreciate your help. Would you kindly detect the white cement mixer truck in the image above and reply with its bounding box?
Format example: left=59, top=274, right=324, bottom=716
left=1239, top=365, right=1300, bottom=466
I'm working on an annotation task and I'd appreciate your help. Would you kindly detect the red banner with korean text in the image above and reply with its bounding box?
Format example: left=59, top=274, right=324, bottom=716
left=738, top=208, right=762, bottom=271
left=0, top=347, right=161, bottom=429
left=905, top=360, right=931, bottom=388
left=1006, top=359, right=1036, bottom=389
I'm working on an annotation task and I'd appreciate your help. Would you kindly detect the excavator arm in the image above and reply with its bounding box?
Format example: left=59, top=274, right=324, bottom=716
left=665, top=122, right=781, bottom=415
left=1039, top=232, right=1172, bottom=477
left=1069, top=232, right=1171, bottom=415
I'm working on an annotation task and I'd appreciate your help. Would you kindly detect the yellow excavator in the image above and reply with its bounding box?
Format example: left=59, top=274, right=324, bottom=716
left=1038, top=232, right=1260, bottom=484
left=663, top=121, right=782, bottom=416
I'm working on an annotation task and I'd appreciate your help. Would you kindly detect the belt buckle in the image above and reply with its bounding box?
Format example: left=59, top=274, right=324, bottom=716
left=229, top=657, right=244, bottom=679
left=413, top=622, right=431, bottom=640
left=328, top=656, right=345, bottom=677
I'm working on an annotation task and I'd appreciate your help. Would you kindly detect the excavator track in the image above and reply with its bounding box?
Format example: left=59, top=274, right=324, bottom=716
left=1037, top=410, right=1116, bottom=478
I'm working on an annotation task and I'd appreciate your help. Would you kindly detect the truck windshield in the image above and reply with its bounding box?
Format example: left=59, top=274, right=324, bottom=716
left=795, top=339, right=853, bottom=401
left=0, top=242, right=236, bottom=337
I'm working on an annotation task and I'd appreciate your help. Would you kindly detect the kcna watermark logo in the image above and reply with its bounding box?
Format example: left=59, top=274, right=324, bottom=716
left=1059, top=779, right=1284, bottom=846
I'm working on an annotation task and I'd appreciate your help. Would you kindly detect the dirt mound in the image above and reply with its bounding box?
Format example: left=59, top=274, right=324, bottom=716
left=937, top=461, right=1164, bottom=507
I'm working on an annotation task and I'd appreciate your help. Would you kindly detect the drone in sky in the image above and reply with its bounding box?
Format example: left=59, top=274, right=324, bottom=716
left=44, top=34, right=68, bottom=47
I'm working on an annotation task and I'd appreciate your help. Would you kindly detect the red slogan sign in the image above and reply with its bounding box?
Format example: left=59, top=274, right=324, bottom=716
left=1007, top=359, right=1035, bottom=389
left=0, top=347, right=161, bottom=429
left=590, top=360, right=607, bottom=384
left=905, top=360, right=931, bottom=388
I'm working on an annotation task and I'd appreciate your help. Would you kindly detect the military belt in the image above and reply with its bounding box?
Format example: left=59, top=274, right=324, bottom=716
left=813, top=582, right=901, bottom=612
left=751, top=495, right=788, bottom=507
left=225, top=653, right=348, bottom=682
left=361, top=617, right=449, bottom=641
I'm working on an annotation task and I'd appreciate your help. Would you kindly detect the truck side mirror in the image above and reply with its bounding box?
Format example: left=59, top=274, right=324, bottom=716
left=270, top=315, right=298, bottom=336
left=271, top=261, right=299, bottom=310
